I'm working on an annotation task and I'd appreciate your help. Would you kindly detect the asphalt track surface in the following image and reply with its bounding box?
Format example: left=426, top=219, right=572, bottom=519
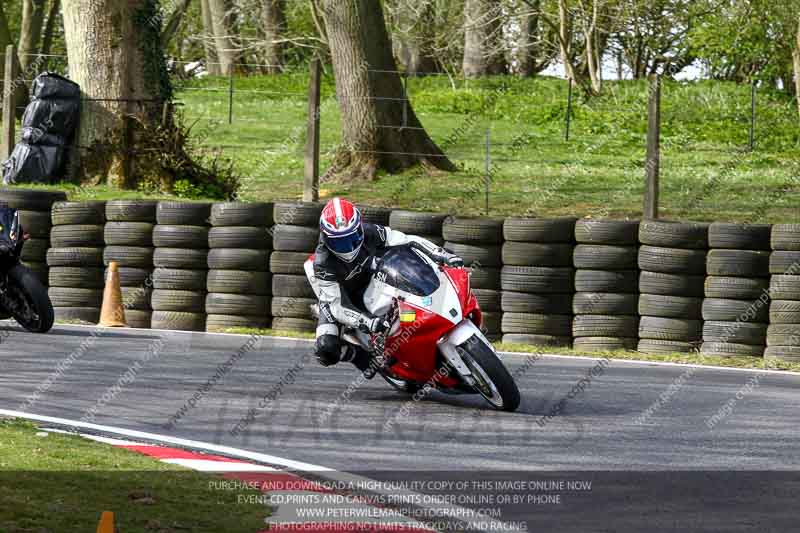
left=2, top=324, right=800, bottom=531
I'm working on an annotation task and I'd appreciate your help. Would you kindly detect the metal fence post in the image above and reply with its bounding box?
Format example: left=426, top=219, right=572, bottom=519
left=564, top=80, right=573, bottom=142
left=227, top=69, right=234, bottom=125
left=1, top=45, right=17, bottom=162
left=749, top=81, right=756, bottom=152
left=644, top=74, right=661, bottom=220
left=303, top=58, right=321, bottom=203
left=485, top=129, right=491, bottom=216
left=402, top=71, right=408, bottom=129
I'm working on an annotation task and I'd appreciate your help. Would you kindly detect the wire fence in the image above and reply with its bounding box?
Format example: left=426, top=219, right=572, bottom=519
left=2, top=52, right=799, bottom=221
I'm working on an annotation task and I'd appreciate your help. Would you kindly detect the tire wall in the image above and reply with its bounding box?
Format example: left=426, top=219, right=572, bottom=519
left=500, top=217, right=576, bottom=347
left=766, top=225, right=800, bottom=363
left=103, top=200, right=158, bottom=328
left=701, top=223, right=772, bottom=358
left=206, top=202, right=273, bottom=332
left=269, top=202, right=323, bottom=333
left=151, top=201, right=212, bottom=332
left=571, top=220, right=640, bottom=352
left=48, top=201, right=107, bottom=324
left=637, top=221, right=707, bottom=355
left=11, top=186, right=795, bottom=360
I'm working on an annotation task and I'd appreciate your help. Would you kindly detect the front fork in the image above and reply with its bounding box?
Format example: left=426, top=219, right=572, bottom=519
left=436, top=319, right=495, bottom=388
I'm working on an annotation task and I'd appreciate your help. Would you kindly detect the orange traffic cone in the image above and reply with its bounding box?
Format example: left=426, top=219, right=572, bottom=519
left=96, top=511, right=114, bottom=533
left=98, top=262, right=128, bottom=327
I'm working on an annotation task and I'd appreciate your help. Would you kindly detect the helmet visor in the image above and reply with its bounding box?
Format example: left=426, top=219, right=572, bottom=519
left=326, top=225, right=364, bottom=256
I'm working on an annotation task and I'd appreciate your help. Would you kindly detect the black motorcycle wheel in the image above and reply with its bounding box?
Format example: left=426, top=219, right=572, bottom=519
left=458, top=336, right=521, bottom=412
left=5, top=263, right=54, bottom=333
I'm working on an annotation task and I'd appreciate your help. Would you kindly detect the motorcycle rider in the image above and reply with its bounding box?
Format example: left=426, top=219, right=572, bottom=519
left=309, top=198, right=463, bottom=372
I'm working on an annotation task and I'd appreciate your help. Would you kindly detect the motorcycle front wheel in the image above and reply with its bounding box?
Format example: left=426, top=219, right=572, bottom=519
left=458, top=336, right=521, bottom=412
left=4, top=263, right=54, bottom=333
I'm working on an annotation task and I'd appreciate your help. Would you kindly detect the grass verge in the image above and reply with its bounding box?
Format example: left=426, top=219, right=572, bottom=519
left=0, top=418, right=268, bottom=533
left=9, top=75, right=799, bottom=223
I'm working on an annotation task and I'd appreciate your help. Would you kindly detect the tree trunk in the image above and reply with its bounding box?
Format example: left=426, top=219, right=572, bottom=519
left=557, top=0, right=578, bottom=83
left=261, top=0, right=285, bottom=74
left=0, top=4, right=13, bottom=85
left=794, top=16, right=800, bottom=118
left=161, top=0, right=192, bottom=47
left=200, top=0, right=221, bottom=75
left=39, top=0, right=60, bottom=70
left=19, top=0, right=47, bottom=72
left=320, top=0, right=454, bottom=181
left=208, top=0, right=238, bottom=75
left=0, top=4, right=29, bottom=120
left=582, top=0, right=602, bottom=94
left=463, top=0, right=507, bottom=77
left=397, top=0, right=439, bottom=76
left=62, top=0, right=171, bottom=187
left=517, top=0, right=541, bottom=77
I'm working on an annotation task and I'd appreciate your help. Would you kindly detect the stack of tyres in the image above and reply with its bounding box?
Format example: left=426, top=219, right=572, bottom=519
left=443, top=216, right=504, bottom=340
left=388, top=210, right=446, bottom=247
left=47, top=201, right=106, bottom=323
left=500, top=218, right=576, bottom=347
left=637, top=221, right=708, bottom=354
left=765, top=225, right=800, bottom=362
left=104, top=200, right=158, bottom=328
left=701, top=223, right=772, bottom=358
left=358, top=205, right=392, bottom=227
left=270, top=202, right=323, bottom=333
left=206, top=202, right=273, bottom=332
left=151, top=202, right=211, bottom=332
left=572, top=220, right=640, bottom=352
left=0, top=188, right=66, bottom=285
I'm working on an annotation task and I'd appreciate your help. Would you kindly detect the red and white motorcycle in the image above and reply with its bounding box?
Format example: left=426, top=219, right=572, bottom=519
left=306, top=244, right=520, bottom=411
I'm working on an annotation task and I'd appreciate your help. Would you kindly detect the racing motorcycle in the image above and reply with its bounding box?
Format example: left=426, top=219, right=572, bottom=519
left=0, top=206, right=54, bottom=333
left=306, top=244, right=520, bottom=411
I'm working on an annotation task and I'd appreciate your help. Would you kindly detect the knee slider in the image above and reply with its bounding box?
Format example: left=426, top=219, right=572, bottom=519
left=315, top=334, right=341, bottom=365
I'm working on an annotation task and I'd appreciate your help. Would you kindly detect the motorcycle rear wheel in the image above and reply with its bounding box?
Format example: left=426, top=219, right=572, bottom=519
left=458, top=336, right=520, bottom=412
left=5, top=263, right=54, bottom=333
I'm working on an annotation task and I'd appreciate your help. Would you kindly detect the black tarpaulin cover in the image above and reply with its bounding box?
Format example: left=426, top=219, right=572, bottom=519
left=2, top=72, right=80, bottom=185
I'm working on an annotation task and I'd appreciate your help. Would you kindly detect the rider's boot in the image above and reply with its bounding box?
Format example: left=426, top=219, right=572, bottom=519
left=341, top=345, right=375, bottom=377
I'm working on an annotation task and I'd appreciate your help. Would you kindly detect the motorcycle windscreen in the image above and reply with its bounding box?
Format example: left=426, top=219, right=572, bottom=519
left=377, top=245, right=440, bottom=297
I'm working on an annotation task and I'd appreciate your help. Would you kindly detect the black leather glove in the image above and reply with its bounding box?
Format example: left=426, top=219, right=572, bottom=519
left=444, top=254, right=464, bottom=267
left=433, top=248, right=463, bottom=267
left=360, top=316, right=391, bottom=334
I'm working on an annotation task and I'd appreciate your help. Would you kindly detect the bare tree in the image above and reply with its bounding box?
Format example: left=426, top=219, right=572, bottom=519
left=513, top=0, right=556, bottom=77
left=0, top=4, right=29, bottom=119
left=614, top=0, right=697, bottom=79
left=261, top=0, right=286, bottom=73
left=62, top=0, right=171, bottom=186
left=161, top=0, right=193, bottom=47
left=522, top=0, right=605, bottom=95
left=389, top=0, right=440, bottom=75
left=200, top=0, right=221, bottom=75
left=19, top=0, right=47, bottom=72
left=0, top=4, right=13, bottom=82
left=463, top=0, right=507, bottom=77
left=577, top=0, right=604, bottom=93
left=794, top=15, right=800, bottom=116
left=208, top=0, right=238, bottom=74
left=39, top=0, right=60, bottom=69
left=320, top=0, right=455, bottom=181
